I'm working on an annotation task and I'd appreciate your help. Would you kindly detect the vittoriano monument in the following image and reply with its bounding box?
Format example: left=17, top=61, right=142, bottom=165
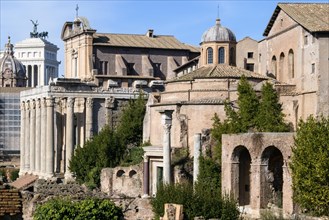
left=30, top=20, right=48, bottom=39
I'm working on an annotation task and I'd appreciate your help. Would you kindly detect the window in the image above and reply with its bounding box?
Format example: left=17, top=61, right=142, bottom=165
left=279, top=52, right=285, bottom=80
left=230, top=47, right=235, bottom=65
left=311, top=63, right=315, bottom=74
left=246, top=63, right=254, bottom=72
left=207, top=47, right=213, bottom=64
left=247, top=52, right=254, bottom=59
left=288, top=49, right=294, bottom=78
left=304, top=35, right=308, bottom=45
left=218, top=47, right=225, bottom=64
left=271, top=56, right=277, bottom=78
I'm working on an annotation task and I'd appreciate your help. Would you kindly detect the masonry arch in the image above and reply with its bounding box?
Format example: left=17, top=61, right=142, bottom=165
left=260, top=146, right=283, bottom=208
left=271, top=56, right=277, bottom=78
left=231, top=145, right=251, bottom=206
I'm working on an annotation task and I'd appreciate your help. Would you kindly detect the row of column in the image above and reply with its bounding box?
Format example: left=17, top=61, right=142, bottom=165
left=19, top=97, right=94, bottom=180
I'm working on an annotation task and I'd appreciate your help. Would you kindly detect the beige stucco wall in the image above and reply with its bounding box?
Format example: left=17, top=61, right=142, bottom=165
left=236, top=37, right=259, bottom=73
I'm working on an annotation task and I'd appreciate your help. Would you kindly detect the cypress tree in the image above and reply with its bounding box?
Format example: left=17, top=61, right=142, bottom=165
left=256, top=82, right=289, bottom=132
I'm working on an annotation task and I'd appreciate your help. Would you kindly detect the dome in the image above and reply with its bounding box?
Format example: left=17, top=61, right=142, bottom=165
left=0, top=37, right=26, bottom=87
left=201, top=19, right=236, bottom=43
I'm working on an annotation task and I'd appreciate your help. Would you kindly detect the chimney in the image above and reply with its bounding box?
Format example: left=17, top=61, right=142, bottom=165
left=146, top=29, right=154, bottom=38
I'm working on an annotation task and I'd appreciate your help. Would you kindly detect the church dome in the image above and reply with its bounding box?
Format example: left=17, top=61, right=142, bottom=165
left=0, top=37, right=26, bottom=87
left=201, top=19, right=236, bottom=43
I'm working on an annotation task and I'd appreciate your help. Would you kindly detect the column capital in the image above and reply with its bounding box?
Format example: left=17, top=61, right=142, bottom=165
left=20, top=102, right=25, bottom=111
left=36, top=99, right=41, bottom=109
left=31, top=100, right=36, bottom=109
left=105, top=97, right=115, bottom=109
left=86, top=97, right=93, bottom=108
left=67, top=97, right=75, bottom=108
left=25, top=101, right=30, bottom=110
left=40, top=98, right=47, bottom=108
left=46, top=97, right=55, bottom=107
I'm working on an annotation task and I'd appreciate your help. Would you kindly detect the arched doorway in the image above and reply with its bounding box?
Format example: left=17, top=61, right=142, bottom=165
left=232, top=146, right=251, bottom=206
left=260, top=146, right=284, bottom=208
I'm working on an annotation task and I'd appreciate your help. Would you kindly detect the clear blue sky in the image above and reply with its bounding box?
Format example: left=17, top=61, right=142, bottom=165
left=1, top=0, right=327, bottom=74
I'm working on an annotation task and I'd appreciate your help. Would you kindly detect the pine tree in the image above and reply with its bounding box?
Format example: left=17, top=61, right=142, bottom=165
left=256, top=82, right=289, bottom=132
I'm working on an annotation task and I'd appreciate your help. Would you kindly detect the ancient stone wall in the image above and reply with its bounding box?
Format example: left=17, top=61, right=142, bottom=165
left=0, top=187, right=22, bottom=219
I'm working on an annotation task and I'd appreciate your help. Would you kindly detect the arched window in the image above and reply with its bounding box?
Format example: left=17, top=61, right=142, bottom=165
left=279, top=52, right=285, bottom=80
left=288, top=49, right=294, bottom=78
left=271, top=56, right=277, bottom=78
left=229, top=47, right=235, bottom=65
left=207, top=47, right=213, bottom=64
left=218, top=47, right=225, bottom=64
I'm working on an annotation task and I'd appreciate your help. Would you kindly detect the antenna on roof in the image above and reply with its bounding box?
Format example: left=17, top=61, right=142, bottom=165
left=75, top=4, right=79, bottom=18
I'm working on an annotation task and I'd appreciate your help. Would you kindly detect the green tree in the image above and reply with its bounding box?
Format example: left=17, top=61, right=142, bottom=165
left=69, top=126, right=124, bottom=186
left=256, top=82, right=290, bottom=132
left=290, top=116, right=329, bottom=216
left=116, top=94, right=146, bottom=147
left=237, top=75, right=259, bottom=132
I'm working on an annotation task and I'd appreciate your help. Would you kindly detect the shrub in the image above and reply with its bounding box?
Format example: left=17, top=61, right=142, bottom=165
left=10, top=169, right=19, bottom=181
left=33, top=197, right=123, bottom=220
left=290, top=116, right=329, bottom=216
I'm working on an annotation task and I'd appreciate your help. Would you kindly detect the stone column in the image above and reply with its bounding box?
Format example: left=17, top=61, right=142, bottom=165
left=24, top=101, right=30, bottom=171
left=19, top=102, right=25, bottom=176
left=65, top=97, right=75, bottom=181
left=105, top=97, right=115, bottom=128
left=142, top=156, right=150, bottom=198
left=35, top=99, right=41, bottom=174
left=40, top=98, right=47, bottom=177
left=29, top=100, right=36, bottom=173
left=193, top=133, right=201, bottom=184
left=159, top=110, right=174, bottom=184
left=45, top=97, right=54, bottom=178
left=85, top=97, right=93, bottom=140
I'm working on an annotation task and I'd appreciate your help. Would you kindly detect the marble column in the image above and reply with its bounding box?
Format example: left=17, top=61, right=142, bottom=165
left=85, top=97, right=93, bottom=140
left=142, top=156, right=150, bottom=198
left=19, top=102, right=25, bottom=176
left=159, top=110, right=174, bottom=184
left=30, top=100, right=36, bottom=173
left=35, top=99, right=41, bottom=174
left=105, top=97, right=115, bottom=128
left=65, top=97, right=75, bottom=181
left=24, top=101, right=30, bottom=171
left=45, top=97, right=54, bottom=178
left=193, top=133, right=201, bottom=184
left=40, top=98, right=47, bottom=176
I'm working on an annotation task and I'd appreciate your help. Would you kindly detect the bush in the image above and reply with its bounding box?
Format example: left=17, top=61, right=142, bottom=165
left=33, top=197, right=123, bottom=220
left=10, top=169, right=19, bottom=181
left=290, top=116, right=329, bottom=216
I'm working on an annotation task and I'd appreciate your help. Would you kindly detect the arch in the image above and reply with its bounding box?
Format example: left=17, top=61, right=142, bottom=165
left=260, top=146, right=284, bottom=208
left=271, top=56, right=277, bottom=78
left=288, top=49, right=294, bottom=78
left=231, top=145, right=251, bottom=206
left=279, top=52, right=285, bottom=80
left=218, top=47, right=225, bottom=64
left=116, top=170, right=125, bottom=177
left=207, top=47, right=213, bottom=64
left=129, top=170, right=137, bottom=178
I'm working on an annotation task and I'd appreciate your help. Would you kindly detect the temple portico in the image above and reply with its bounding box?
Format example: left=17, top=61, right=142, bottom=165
left=19, top=78, right=145, bottom=180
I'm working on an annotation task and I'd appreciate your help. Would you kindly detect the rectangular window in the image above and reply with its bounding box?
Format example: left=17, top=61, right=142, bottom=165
left=247, top=52, right=254, bottom=59
left=246, top=63, right=254, bottom=72
left=311, top=63, right=315, bottom=74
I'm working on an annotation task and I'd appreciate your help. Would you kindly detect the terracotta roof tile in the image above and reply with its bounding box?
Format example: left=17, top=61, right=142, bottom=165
left=93, top=33, right=199, bottom=52
left=168, top=64, right=269, bottom=82
left=264, top=3, right=329, bottom=36
left=9, top=174, right=38, bottom=190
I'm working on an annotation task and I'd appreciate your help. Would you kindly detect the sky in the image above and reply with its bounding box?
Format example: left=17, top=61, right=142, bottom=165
left=1, top=0, right=327, bottom=74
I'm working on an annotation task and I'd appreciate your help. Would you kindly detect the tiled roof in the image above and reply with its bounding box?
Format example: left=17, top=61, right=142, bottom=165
left=93, top=33, right=200, bottom=52
left=264, top=3, right=329, bottom=36
left=168, top=64, right=269, bottom=82
left=9, top=174, right=38, bottom=190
